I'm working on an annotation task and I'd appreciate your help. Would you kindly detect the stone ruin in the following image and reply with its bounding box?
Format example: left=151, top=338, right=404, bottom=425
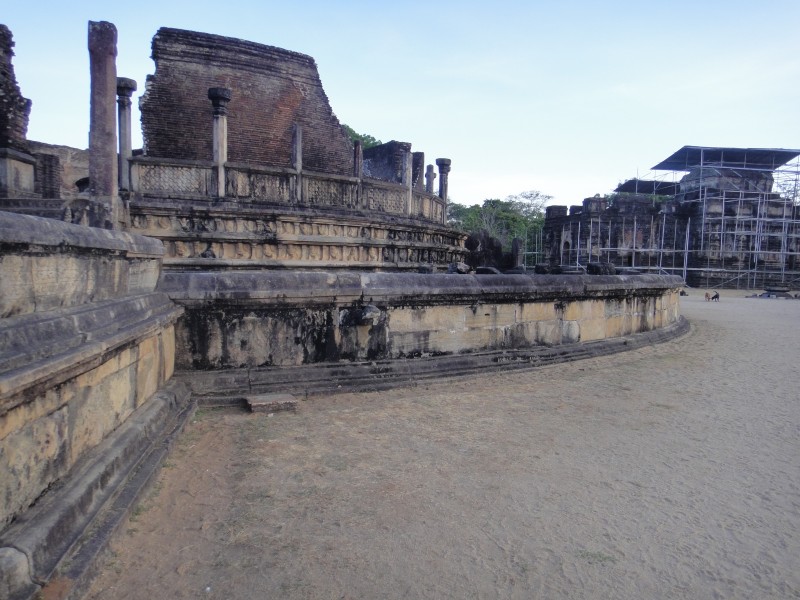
left=543, top=146, right=800, bottom=289
left=128, top=27, right=464, bottom=271
left=0, top=21, right=686, bottom=600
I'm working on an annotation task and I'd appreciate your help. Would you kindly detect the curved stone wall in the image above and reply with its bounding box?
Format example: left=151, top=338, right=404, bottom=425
left=160, top=271, right=684, bottom=370
left=0, top=212, right=182, bottom=529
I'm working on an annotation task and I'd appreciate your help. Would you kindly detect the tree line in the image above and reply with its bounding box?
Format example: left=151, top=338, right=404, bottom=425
left=446, top=190, right=551, bottom=254
left=343, top=125, right=552, bottom=257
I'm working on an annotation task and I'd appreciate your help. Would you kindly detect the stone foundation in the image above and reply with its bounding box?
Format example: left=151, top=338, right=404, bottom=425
left=0, top=212, right=184, bottom=600
left=160, top=271, right=683, bottom=370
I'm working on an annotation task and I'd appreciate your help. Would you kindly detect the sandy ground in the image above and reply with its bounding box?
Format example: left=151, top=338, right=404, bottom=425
left=84, top=291, right=800, bottom=599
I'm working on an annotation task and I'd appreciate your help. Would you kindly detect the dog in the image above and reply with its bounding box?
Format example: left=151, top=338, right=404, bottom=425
left=711, top=291, right=720, bottom=302
left=705, top=292, right=711, bottom=301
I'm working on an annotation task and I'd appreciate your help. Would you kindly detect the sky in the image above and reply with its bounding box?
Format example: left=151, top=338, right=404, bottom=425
left=4, top=0, right=799, bottom=207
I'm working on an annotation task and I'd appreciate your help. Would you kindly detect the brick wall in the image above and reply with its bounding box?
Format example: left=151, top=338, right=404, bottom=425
left=29, top=141, right=90, bottom=200
left=140, top=28, right=354, bottom=176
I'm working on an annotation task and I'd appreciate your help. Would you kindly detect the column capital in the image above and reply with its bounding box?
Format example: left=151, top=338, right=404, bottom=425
left=116, top=77, right=137, bottom=108
left=116, top=77, right=137, bottom=97
left=435, top=157, right=451, bottom=174
left=208, top=87, right=232, bottom=116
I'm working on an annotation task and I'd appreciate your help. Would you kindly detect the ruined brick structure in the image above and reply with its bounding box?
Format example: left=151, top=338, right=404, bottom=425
left=0, top=26, right=90, bottom=211
left=126, top=28, right=463, bottom=270
left=544, top=147, right=800, bottom=289
left=141, top=28, right=354, bottom=174
left=0, top=25, right=30, bottom=154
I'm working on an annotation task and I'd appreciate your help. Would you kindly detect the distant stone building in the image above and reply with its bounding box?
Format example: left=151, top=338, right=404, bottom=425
left=543, top=146, right=800, bottom=289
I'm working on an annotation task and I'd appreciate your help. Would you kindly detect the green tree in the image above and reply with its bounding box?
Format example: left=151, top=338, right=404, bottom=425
left=447, top=190, right=551, bottom=255
left=342, top=124, right=382, bottom=149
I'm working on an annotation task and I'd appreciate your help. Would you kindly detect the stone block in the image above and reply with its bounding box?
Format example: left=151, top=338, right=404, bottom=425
left=0, top=406, right=68, bottom=528
left=605, top=315, right=624, bottom=338
left=0, top=254, right=33, bottom=317
left=135, top=335, right=160, bottom=408
left=563, top=301, right=582, bottom=322
left=564, top=299, right=605, bottom=322
left=246, top=393, right=297, bottom=413
left=0, top=547, right=38, bottom=600
left=0, top=153, right=35, bottom=197
left=0, top=388, right=61, bottom=442
left=389, top=306, right=463, bottom=334
left=161, top=325, right=176, bottom=381
left=579, top=317, right=606, bottom=342
left=68, top=350, right=137, bottom=464
left=519, top=301, right=558, bottom=322
left=561, top=320, right=581, bottom=344
left=535, top=320, right=562, bottom=346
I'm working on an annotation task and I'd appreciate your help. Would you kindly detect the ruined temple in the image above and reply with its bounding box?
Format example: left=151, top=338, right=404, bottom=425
left=0, top=22, right=686, bottom=599
left=126, top=27, right=463, bottom=271
left=544, top=146, right=800, bottom=289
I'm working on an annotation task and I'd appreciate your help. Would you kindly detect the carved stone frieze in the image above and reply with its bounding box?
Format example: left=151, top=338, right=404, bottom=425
left=129, top=201, right=466, bottom=269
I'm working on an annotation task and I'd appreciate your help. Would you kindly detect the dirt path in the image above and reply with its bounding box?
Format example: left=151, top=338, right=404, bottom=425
left=85, top=292, right=800, bottom=599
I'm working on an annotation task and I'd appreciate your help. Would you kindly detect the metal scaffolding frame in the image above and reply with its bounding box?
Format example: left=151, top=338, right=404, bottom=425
left=555, top=147, right=800, bottom=289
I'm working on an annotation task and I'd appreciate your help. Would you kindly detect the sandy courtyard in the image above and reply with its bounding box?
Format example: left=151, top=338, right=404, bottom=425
left=85, top=292, right=800, bottom=599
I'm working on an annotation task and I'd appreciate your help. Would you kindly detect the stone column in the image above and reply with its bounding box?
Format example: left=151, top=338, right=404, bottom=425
left=116, top=77, right=136, bottom=190
left=208, top=87, right=231, bottom=199
left=353, top=140, right=363, bottom=178
left=436, top=158, right=451, bottom=224
left=292, top=123, right=302, bottom=202
left=353, top=140, right=363, bottom=209
left=88, top=21, right=122, bottom=228
left=425, top=164, right=436, bottom=194
left=512, top=237, right=524, bottom=267
left=403, top=148, right=413, bottom=216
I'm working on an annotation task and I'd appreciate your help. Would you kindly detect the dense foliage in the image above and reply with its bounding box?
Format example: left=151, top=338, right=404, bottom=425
left=447, top=190, right=551, bottom=252
left=342, top=124, right=382, bottom=149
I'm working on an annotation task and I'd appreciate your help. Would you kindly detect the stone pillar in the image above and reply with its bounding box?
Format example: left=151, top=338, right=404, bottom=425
left=412, top=152, right=425, bottom=191
left=425, top=164, right=436, bottom=194
left=403, top=148, right=413, bottom=216
left=512, top=237, right=524, bottom=267
left=208, top=87, right=231, bottom=199
left=353, top=140, right=363, bottom=178
left=116, top=77, right=136, bottom=190
left=436, top=158, right=451, bottom=225
left=292, top=123, right=303, bottom=203
left=88, top=21, right=122, bottom=228
left=353, top=140, right=363, bottom=209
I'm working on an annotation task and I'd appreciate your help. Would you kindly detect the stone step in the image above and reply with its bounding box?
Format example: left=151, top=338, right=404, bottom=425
left=246, top=393, right=298, bottom=413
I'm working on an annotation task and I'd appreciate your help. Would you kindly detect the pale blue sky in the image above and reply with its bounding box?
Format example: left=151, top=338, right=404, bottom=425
left=4, top=0, right=799, bottom=205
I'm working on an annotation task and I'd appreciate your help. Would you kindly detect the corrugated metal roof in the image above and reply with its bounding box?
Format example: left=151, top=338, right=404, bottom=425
left=652, top=146, right=800, bottom=171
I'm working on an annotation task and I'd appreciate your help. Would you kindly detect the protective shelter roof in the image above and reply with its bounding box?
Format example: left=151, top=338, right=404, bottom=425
left=652, top=146, right=800, bottom=171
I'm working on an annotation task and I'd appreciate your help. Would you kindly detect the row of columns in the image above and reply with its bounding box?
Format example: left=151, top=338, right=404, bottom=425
left=111, top=80, right=452, bottom=214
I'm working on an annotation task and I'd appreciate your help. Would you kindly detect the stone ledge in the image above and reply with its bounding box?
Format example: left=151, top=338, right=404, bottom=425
left=0, top=380, right=193, bottom=600
left=0, top=211, right=164, bottom=257
left=181, top=316, right=690, bottom=401
left=160, top=271, right=684, bottom=308
left=246, top=393, right=298, bottom=413
left=0, top=293, right=183, bottom=408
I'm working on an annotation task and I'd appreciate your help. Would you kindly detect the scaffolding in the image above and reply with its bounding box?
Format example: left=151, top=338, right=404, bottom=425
left=552, top=146, right=800, bottom=289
